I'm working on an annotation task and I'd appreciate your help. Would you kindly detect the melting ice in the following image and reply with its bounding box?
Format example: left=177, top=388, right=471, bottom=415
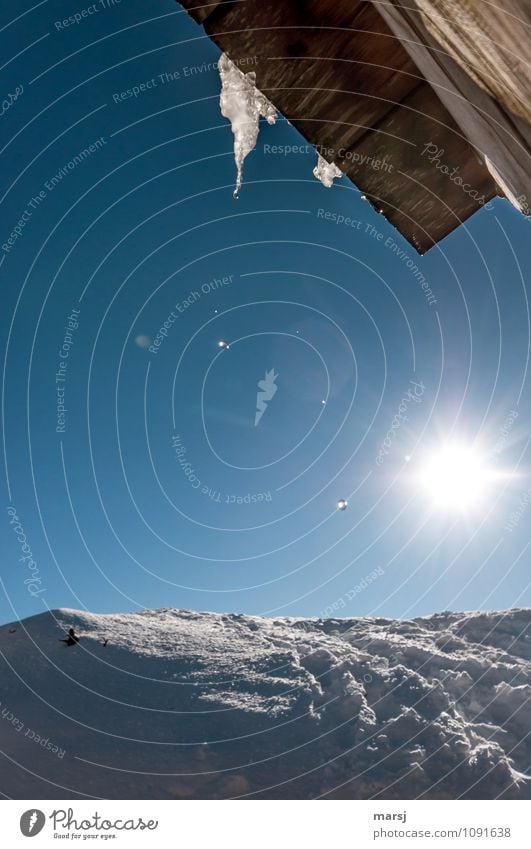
left=313, top=153, right=343, bottom=188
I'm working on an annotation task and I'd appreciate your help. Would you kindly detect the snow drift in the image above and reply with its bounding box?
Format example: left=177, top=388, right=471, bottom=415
left=0, top=607, right=529, bottom=799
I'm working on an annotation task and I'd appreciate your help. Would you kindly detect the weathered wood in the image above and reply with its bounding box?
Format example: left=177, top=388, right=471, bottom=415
left=206, top=1, right=422, bottom=148
left=180, top=0, right=225, bottom=25
left=177, top=0, right=509, bottom=252
left=342, top=83, right=496, bottom=250
left=375, top=0, right=531, bottom=211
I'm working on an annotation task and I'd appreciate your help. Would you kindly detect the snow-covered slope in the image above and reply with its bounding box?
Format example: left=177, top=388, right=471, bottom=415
left=0, top=608, right=529, bottom=799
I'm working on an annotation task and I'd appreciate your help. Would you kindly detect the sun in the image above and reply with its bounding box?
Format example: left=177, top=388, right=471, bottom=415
left=419, top=443, right=493, bottom=511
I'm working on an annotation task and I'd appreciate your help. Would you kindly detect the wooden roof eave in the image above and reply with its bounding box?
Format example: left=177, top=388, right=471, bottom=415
left=176, top=0, right=504, bottom=252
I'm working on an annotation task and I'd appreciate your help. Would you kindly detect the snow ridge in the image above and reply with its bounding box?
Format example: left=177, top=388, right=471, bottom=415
left=0, top=607, right=529, bottom=799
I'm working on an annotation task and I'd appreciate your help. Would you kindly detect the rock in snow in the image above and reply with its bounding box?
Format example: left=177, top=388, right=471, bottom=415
left=0, top=607, right=529, bottom=799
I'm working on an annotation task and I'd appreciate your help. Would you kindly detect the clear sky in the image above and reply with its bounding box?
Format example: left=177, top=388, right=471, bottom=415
left=2, top=0, right=531, bottom=625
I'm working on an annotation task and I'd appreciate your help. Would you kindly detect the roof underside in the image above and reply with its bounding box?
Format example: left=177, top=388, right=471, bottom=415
left=176, top=0, right=510, bottom=253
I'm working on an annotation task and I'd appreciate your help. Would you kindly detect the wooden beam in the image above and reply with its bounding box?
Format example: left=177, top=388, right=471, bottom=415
left=177, top=0, right=500, bottom=251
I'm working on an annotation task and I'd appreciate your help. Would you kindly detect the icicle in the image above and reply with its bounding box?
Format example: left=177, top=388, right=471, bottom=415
left=218, top=54, right=277, bottom=197
left=313, top=154, right=342, bottom=188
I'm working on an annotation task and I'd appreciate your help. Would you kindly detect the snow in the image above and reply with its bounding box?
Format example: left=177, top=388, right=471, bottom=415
left=313, top=153, right=343, bottom=188
left=0, top=607, right=530, bottom=799
left=218, top=54, right=277, bottom=197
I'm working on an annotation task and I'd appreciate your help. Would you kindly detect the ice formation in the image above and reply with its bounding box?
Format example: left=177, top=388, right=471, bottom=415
left=1, top=607, right=530, bottom=799
left=218, top=53, right=277, bottom=197
left=313, top=153, right=343, bottom=188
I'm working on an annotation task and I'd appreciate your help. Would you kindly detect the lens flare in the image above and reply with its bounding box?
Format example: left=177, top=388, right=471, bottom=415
left=419, top=444, right=492, bottom=511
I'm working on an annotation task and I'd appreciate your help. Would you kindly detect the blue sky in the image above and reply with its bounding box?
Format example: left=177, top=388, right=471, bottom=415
left=2, top=0, right=531, bottom=625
